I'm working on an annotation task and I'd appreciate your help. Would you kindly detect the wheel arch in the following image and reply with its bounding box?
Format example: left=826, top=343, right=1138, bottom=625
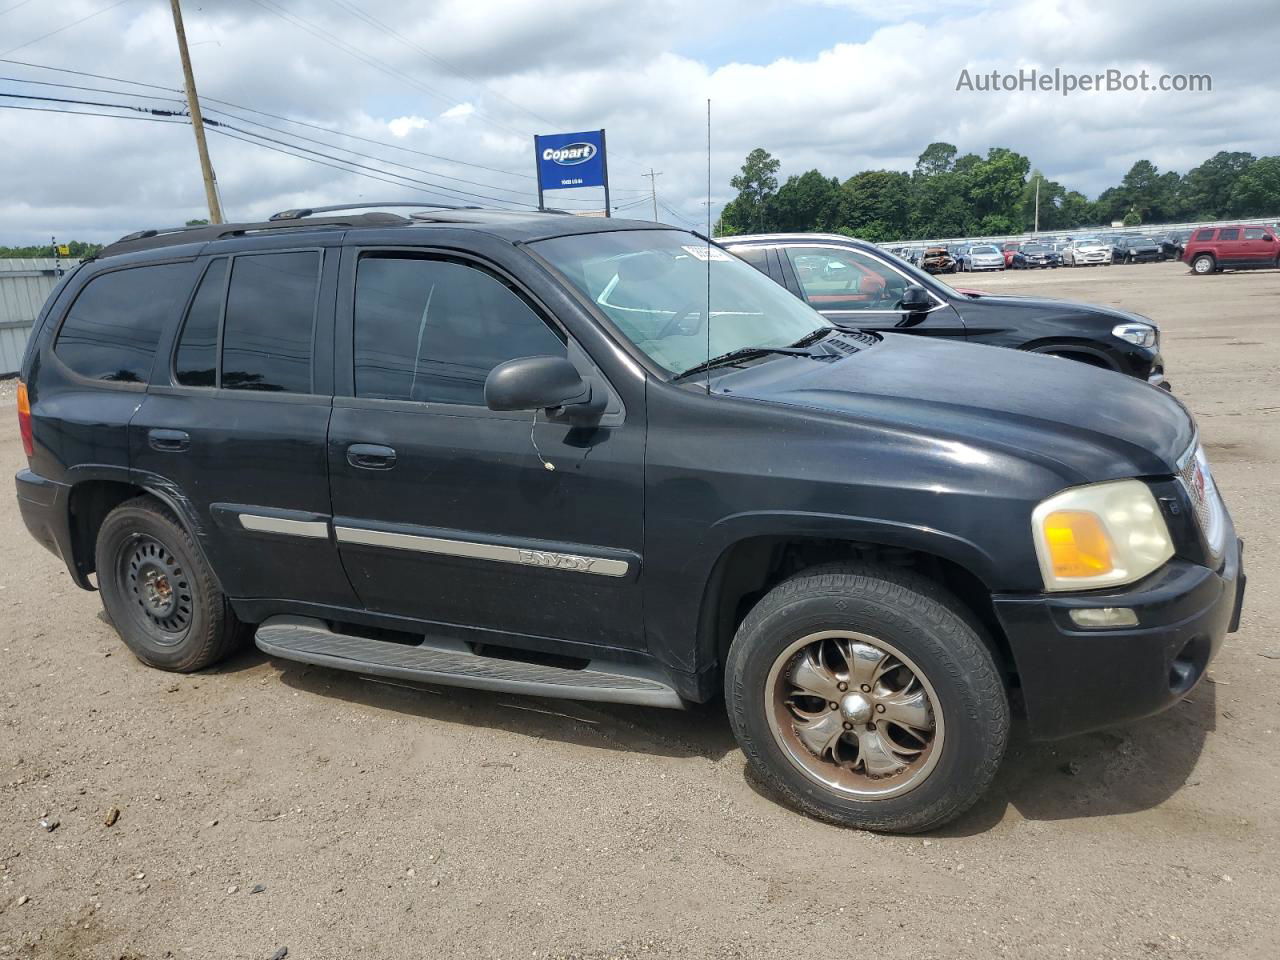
left=693, top=526, right=1014, bottom=692
left=1025, top=340, right=1119, bottom=371
left=65, top=472, right=218, bottom=592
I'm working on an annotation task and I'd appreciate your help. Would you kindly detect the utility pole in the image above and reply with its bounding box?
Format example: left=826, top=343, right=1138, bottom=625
left=642, top=168, right=663, bottom=221
left=169, top=0, right=223, bottom=223
left=1033, top=175, right=1040, bottom=234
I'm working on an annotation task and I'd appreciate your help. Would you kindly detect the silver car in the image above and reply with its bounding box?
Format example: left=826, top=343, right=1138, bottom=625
left=961, top=243, right=1006, bottom=271
left=1065, top=238, right=1112, bottom=266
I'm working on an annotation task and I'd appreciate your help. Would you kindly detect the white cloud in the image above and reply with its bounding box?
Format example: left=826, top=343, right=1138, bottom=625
left=387, top=115, right=430, bottom=137
left=440, top=103, right=475, bottom=120
left=0, top=0, right=1277, bottom=243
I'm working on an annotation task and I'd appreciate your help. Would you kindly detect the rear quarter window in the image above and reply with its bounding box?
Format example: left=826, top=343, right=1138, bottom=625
left=53, top=262, right=191, bottom=384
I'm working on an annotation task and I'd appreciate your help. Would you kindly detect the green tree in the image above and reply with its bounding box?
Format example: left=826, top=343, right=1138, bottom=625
left=1178, top=151, right=1256, bottom=219
left=841, top=170, right=912, bottom=241
left=727, top=148, right=781, bottom=233
left=185, top=218, right=211, bottom=226
left=1227, top=156, right=1280, bottom=217
left=769, top=170, right=844, bottom=232
left=1122, top=208, right=1142, bottom=227
left=914, top=142, right=957, bottom=177
left=964, top=147, right=1030, bottom=234
left=1058, top=191, right=1095, bottom=229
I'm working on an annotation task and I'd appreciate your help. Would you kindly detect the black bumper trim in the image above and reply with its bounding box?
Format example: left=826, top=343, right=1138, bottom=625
left=992, top=533, right=1243, bottom=741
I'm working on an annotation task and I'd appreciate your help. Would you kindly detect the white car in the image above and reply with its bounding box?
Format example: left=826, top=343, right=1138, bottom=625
left=961, top=244, right=1006, bottom=271
left=1064, top=238, right=1112, bottom=266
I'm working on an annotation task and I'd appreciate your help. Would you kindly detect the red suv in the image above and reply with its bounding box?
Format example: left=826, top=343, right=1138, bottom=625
left=1181, top=224, right=1280, bottom=274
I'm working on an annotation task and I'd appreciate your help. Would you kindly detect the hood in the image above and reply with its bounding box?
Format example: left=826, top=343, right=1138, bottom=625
left=954, top=292, right=1156, bottom=328
left=718, top=333, right=1193, bottom=482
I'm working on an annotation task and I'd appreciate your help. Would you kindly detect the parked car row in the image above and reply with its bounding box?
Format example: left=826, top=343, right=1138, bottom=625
left=722, top=232, right=1166, bottom=386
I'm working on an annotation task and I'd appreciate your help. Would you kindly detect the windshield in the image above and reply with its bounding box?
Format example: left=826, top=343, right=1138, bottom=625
left=533, top=229, right=830, bottom=377
left=1021, top=244, right=1048, bottom=252
left=972, top=245, right=999, bottom=254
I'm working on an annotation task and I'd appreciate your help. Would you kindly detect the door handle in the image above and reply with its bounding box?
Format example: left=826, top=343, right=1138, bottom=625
left=347, top=443, right=397, bottom=470
left=148, top=428, right=190, bottom=452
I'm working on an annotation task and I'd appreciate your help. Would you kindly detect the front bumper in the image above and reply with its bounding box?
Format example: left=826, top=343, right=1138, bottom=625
left=992, top=534, right=1244, bottom=740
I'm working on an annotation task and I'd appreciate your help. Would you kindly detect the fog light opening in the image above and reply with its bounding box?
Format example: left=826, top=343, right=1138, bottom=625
left=1068, top=606, right=1139, bottom=629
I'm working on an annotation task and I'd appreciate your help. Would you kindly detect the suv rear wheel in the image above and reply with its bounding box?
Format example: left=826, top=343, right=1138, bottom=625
left=95, top=497, right=246, bottom=672
left=1191, top=254, right=1216, bottom=275
left=725, top=563, right=1008, bottom=833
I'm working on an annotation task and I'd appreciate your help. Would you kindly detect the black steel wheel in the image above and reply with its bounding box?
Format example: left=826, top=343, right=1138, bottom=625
left=96, top=497, right=247, bottom=672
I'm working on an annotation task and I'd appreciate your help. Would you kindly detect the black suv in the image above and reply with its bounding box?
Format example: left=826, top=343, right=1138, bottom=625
left=723, top=233, right=1166, bottom=386
left=15, top=205, right=1244, bottom=833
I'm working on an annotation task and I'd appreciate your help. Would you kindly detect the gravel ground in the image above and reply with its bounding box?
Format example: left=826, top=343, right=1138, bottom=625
left=0, top=260, right=1277, bottom=959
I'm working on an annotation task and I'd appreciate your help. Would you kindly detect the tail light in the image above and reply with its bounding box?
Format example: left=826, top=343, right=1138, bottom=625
left=16, top=381, right=33, bottom=457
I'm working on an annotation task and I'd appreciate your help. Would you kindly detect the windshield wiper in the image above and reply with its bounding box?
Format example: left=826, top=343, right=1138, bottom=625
left=788, top=326, right=837, bottom=348
left=673, top=345, right=816, bottom=381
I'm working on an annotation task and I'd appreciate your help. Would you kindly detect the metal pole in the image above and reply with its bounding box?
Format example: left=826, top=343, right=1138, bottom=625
left=169, top=0, right=223, bottom=224
left=599, top=129, right=610, bottom=218
left=642, top=169, right=663, bottom=221
left=534, top=134, right=545, bottom=211
left=1034, top=175, right=1040, bottom=234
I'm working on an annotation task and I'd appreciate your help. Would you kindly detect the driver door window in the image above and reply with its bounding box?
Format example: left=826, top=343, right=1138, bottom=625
left=784, top=246, right=907, bottom=312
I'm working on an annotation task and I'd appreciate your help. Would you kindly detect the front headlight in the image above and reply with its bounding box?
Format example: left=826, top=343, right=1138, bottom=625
left=1031, top=479, right=1174, bottom=592
left=1112, top=322, right=1157, bottom=348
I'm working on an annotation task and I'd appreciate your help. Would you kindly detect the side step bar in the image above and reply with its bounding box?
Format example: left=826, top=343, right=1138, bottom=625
left=254, top=616, right=685, bottom=709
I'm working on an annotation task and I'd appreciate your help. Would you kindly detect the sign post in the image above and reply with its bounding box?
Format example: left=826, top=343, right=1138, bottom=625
left=534, top=129, right=610, bottom=216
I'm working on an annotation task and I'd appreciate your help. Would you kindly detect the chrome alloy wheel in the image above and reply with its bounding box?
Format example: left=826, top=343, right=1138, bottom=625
left=765, top=631, right=944, bottom=799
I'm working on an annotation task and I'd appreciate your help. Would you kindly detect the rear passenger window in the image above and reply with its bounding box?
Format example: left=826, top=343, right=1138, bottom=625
left=1218, top=228, right=1240, bottom=241
left=174, top=259, right=226, bottom=386
left=1194, top=229, right=1215, bottom=241
left=221, top=252, right=319, bottom=393
left=353, top=256, right=565, bottom=405
left=54, top=263, right=189, bottom=384
left=732, top=247, right=770, bottom=273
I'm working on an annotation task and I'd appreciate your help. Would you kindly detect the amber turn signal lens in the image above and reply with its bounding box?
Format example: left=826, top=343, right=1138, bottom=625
left=1042, top=509, right=1114, bottom=579
left=16, top=381, right=34, bottom=457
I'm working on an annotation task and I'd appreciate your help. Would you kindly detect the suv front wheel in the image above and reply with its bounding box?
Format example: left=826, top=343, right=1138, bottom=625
left=725, top=563, right=1009, bottom=833
left=95, top=497, right=246, bottom=672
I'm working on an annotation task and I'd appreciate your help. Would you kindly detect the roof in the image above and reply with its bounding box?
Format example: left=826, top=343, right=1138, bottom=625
left=96, top=202, right=678, bottom=260
left=719, top=233, right=873, bottom=247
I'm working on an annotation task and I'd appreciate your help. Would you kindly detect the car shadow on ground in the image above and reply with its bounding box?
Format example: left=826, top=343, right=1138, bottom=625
left=260, top=654, right=739, bottom=763
left=936, top=682, right=1219, bottom=836
left=227, top=644, right=1216, bottom=830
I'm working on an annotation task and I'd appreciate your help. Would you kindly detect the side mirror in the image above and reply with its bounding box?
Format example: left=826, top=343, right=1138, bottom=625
left=1262, top=234, right=1275, bottom=242
left=485, top=356, right=604, bottom=422
left=900, top=284, right=932, bottom=313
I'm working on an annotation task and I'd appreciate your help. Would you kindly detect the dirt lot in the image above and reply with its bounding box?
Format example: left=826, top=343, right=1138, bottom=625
left=1, top=260, right=1277, bottom=959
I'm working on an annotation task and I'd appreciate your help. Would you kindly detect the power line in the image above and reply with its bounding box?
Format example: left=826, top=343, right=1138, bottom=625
left=0, top=90, right=184, bottom=117
left=0, top=0, right=39, bottom=17
left=0, top=73, right=187, bottom=107
left=1, top=0, right=133, bottom=58
left=206, top=126, right=489, bottom=203
left=244, top=0, right=531, bottom=142
left=0, top=102, right=185, bottom=124
left=323, top=0, right=564, bottom=132
left=0, top=57, right=651, bottom=198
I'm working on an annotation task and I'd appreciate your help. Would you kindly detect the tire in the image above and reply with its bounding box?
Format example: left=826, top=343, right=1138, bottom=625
left=1191, top=254, right=1215, bottom=275
left=95, top=497, right=247, bottom=672
left=724, top=563, right=1009, bottom=833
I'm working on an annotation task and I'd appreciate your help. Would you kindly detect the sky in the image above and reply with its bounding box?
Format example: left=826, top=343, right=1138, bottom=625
left=0, top=0, right=1277, bottom=245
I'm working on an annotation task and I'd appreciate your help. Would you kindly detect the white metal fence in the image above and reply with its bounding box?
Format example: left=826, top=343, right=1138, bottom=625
left=0, top=259, right=69, bottom=376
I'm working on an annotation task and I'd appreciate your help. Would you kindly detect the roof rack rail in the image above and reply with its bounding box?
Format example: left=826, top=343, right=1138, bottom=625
left=269, top=202, right=481, bottom=221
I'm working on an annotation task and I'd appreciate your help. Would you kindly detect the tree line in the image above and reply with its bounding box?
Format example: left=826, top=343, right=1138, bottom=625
left=0, top=240, right=103, bottom=259
left=715, top=143, right=1280, bottom=242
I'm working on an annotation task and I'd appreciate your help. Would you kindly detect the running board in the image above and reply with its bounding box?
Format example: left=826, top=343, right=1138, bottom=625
left=254, top=616, right=685, bottom=709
